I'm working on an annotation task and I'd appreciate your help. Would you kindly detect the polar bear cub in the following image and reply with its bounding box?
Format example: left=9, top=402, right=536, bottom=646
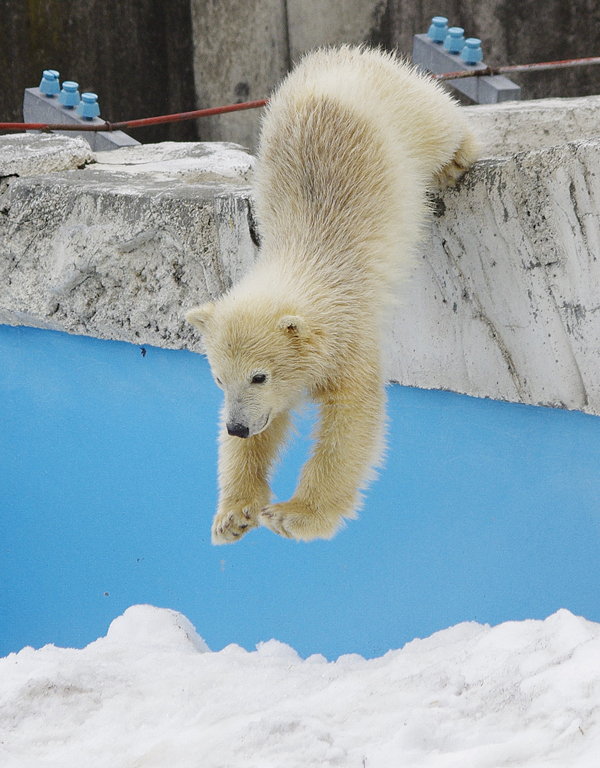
left=187, top=46, right=478, bottom=544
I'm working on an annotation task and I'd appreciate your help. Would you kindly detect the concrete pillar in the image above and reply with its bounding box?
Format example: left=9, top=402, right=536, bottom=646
left=190, top=0, right=290, bottom=152
left=286, top=0, right=382, bottom=62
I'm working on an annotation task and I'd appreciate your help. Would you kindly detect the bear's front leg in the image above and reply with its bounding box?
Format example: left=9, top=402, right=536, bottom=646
left=212, top=411, right=290, bottom=544
left=260, top=376, right=386, bottom=541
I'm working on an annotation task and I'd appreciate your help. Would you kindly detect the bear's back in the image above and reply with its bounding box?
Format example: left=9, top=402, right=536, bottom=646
left=251, top=46, right=476, bottom=299
left=259, top=46, right=469, bottom=188
left=254, top=47, right=432, bottom=268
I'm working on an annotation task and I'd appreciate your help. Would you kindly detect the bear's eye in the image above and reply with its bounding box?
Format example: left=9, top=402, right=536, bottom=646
left=251, top=373, right=267, bottom=384
left=214, top=376, right=223, bottom=387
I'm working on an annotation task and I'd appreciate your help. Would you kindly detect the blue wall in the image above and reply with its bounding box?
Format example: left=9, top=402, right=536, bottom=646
left=1, top=324, right=599, bottom=659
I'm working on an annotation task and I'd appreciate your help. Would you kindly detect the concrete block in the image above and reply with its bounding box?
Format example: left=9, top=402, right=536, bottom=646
left=0, top=134, right=93, bottom=178
left=463, top=95, right=600, bottom=157
left=23, top=88, right=140, bottom=151
left=412, top=33, right=520, bottom=104
left=0, top=138, right=256, bottom=350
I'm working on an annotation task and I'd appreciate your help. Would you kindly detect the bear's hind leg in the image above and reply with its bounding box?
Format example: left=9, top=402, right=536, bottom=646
left=434, top=129, right=479, bottom=189
left=212, top=411, right=291, bottom=544
left=260, top=376, right=386, bottom=541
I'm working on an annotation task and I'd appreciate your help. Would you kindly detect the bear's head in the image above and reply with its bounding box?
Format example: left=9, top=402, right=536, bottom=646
left=186, top=298, right=328, bottom=438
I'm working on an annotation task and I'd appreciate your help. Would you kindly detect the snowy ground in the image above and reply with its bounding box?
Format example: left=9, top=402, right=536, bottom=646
left=1, top=606, right=599, bottom=767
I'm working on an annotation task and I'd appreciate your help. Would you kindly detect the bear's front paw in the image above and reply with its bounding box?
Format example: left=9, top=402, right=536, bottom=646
left=259, top=499, right=343, bottom=542
left=212, top=501, right=262, bottom=545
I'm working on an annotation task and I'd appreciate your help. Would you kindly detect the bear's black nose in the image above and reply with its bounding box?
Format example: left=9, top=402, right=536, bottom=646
left=227, top=422, right=250, bottom=438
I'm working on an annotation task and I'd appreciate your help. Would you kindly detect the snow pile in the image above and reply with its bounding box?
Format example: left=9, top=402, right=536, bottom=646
left=1, top=606, right=599, bottom=767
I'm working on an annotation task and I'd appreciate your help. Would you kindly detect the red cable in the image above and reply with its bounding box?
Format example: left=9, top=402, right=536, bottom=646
left=0, top=99, right=269, bottom=133
left=1, top=55, right=600, bottom=133
left=435, top=55, right=600, bottom=81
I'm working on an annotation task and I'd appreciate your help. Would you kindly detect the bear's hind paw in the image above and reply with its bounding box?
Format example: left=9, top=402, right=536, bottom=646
left=435, top=133, right=479, bottom=189
left=259, top=500, right=343, bottom=542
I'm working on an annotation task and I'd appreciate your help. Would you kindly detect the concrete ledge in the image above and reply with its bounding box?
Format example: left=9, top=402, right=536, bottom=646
left=0, top=134, right=93, bottom=177
left=2, top=95, right=600, bottom=415
left=0, top=139, right=256, bottom=351
left=464, top=95, right=600, bottom=157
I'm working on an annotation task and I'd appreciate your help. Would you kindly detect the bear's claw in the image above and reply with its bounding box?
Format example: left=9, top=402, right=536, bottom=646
left=259, top=508, right=293, bottom=538
left=211, top=505, right=260, bottom=544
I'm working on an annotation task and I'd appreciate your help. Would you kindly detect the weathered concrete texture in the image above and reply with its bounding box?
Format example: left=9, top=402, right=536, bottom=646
left=464, top=95, right=600, bottom=157
left=387, top=138, right=600, bottom=414
left=190, top=0, right=289, bottom=152
left=0, top=138, right=256, bottom=351
left=286, top=0, right=382, bottom=62
left=91, top=142, right=254, bottom=184
left=0, top=134, right=93, bottom=178
left=189, top=0, right=388, bottom=150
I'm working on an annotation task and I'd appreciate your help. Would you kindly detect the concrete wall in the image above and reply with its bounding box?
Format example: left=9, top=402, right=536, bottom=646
left=2, top=94, right=600, bottom=415
left=3, top=2, right=599, bottom=151
left=189, top=0, right=384, bottom=150
left=0, top=135, right=256, bottom=353
left=189, top=0, right=600, bottom=149
left=389, top=140, right=600, bottom=413
left=190, top=0, right=290, bottom=152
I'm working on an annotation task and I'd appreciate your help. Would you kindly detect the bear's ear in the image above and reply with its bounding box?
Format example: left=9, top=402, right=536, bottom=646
left=277, top=315, right=310, bottom=338
left=278, top=314, right=329, bottom=355
left=186, top=303, right=215, bottom=331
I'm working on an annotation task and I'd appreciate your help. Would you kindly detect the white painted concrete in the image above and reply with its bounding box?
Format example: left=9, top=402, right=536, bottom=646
left=0, top=139, right=256, bottom=351
left=387, top=139, right=600, bottom=414
left=0, top=133, right=93, bottom=177
left=464, top=94, right=600, bottom=157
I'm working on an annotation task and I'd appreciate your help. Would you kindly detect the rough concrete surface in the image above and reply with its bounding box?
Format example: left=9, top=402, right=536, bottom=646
left=190, top=0, right=289, bottom=152
left=0, top=134, right=93, bottom=178
left=286, top=0, right=380, bottom=62
left=388, top=139, right=600, bottom=414
left=0, top=138, right=256, bottom=352
left=1, top=95, right=600, bottom=416
left=464, top=95, right=600, bottom=157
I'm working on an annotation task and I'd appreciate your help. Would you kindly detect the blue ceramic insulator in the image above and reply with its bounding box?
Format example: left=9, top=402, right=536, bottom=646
left=444, top=27, right=465, bottom=54
left=58, top=81, right=81, bottom=109
left=461, top=38, right=483, bottom=64
left=77, top=92, right=101, bottom=119
left=427, top=16, right=448, bottom=43
left=39, top=70, right=60, bottom=97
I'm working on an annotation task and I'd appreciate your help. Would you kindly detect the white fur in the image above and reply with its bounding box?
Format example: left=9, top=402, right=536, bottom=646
left=187, top=46, right=478, bottom=543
